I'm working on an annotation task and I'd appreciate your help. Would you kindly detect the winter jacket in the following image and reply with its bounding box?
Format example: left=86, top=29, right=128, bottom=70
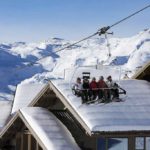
left=106, top=80, right=115, bottom=88
left=90, top=81, right=97, bottom=89
left=97, top=80, right=108, bottom=89
left=73, top=83, right=82, bottom=90
left=82, top=81, right=90, bottom=89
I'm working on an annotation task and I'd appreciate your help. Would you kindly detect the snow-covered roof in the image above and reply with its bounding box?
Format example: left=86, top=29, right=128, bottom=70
left=51, top=79, right=150, bottom=133
left=20, top=107, right=80, bottom=150
left=132, top=60, right=150, bottom=79
left=0, top=107, right=80, bottom=150
left=0, top=101, right=12, bottom=129
left=11, top=83, right=48, bottom=114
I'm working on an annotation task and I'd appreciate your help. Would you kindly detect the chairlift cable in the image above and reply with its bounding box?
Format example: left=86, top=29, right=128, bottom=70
left=17, top=32, right=98, bottom=68
left=55, top=32, right=98, bottom=53
left=31, top=4, right=150, bottom=66
left=0, top=4, right=150, bottom=77
left=109, top=4, right=150, bottom=28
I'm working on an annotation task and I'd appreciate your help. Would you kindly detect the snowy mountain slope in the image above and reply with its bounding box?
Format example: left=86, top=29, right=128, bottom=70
left=0, top=29, right=150, bottom=101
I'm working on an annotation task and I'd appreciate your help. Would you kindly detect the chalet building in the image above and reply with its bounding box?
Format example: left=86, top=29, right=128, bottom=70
left=0, top=67, right=150, bottom=150
left=132, top=61, right=150, bottom=82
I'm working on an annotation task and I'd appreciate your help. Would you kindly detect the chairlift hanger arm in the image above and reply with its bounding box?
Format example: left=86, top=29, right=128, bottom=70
left=29, top=4, right=150, bottom=65
left=1, top=4, right=149, bottom=77
left=95, top=4, right=150, bottom=62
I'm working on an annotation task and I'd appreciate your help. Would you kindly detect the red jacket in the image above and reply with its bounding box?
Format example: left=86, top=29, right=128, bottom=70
left=97, top=80, right=108, bottom=89
left=90, top=81, right=97, bottom=89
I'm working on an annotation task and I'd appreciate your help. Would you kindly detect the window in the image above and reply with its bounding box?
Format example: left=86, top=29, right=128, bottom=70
left=146, top=137, right=150, bottom=150
left=135, top=137, right=144, bottom=150
left=97, top=137, right=106, bottom=150
left=97, top=138, right=128, bottom=150
left=108, top=138, right=128, bottom=150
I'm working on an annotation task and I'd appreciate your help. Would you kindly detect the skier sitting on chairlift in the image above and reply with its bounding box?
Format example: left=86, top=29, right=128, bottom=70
left=72, top=77, right=83, bottom=97
left=97, top=76, right=108, bottom=102
left=106, top=75, right=127, bottom=100
left=89, top=77, right=98, bottom=100
left=106, top=75, right=119, bottom=100
left=82, top=77, right=91, bottom=103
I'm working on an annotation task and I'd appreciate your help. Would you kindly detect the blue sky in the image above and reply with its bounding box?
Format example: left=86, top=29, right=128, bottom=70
left=0, top=0, right=149, bottom=42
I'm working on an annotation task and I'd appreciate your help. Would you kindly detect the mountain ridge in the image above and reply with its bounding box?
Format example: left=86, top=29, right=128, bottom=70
left=0, top=28, right=150, bottom=101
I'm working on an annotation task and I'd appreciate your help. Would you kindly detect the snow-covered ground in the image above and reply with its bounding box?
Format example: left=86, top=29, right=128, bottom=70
left=0, top=29, right=150, bottom=101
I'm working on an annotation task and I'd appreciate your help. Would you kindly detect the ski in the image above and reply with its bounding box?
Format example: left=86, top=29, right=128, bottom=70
left=81, top=96, right=127, bottom=105
left=82, top=98, right=106, bottom=105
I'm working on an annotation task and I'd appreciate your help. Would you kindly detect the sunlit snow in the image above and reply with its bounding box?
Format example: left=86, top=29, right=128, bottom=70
left=0, top=29, right=150, bottom=101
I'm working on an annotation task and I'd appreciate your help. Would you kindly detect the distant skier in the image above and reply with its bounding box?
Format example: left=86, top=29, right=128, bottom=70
left=123, top=73, right=129, bottom=79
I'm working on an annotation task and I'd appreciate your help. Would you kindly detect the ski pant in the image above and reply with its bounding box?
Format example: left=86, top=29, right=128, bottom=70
left=81, top=90, right=91, bottom=103
left=91, top=89, right=98, bottom=100
left=107, top=88, right=119, bottom=100
left=98, top=89, right=108, bottom=102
